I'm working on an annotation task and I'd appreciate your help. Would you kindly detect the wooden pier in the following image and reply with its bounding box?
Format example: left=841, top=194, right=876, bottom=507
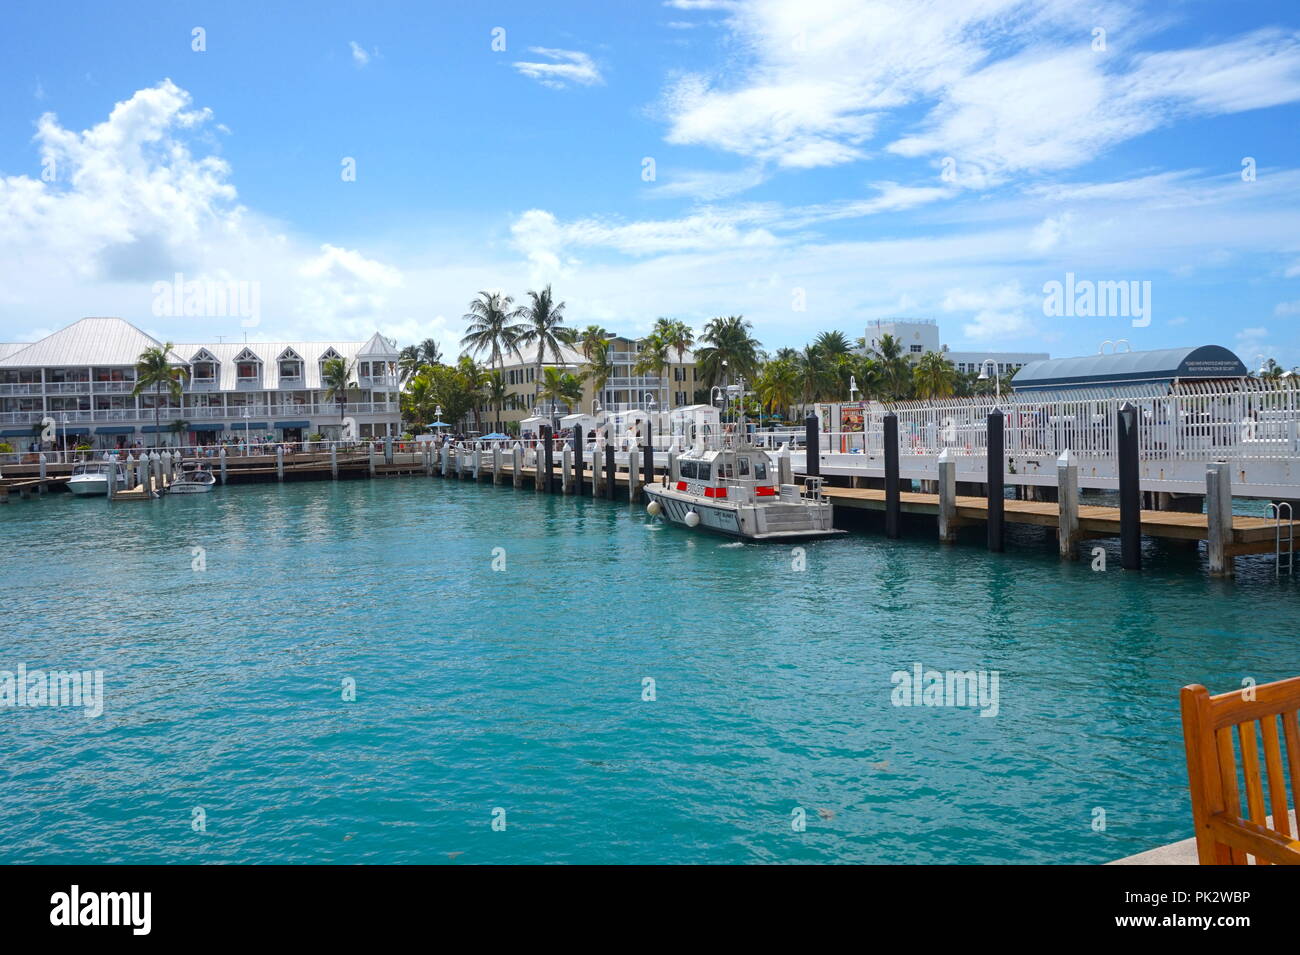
left=821, top=487, right=1298, bottom=557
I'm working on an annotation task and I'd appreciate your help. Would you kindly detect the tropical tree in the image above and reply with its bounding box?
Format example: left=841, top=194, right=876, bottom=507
left=694, top=315, right=761, bottom=387
left=398, top=345, right=421, bottom=385
left=417, top=338, right=443, bottom=366
left=461, top=291, right=523, bottom=371
left=516, top=285, right=568, bottom=406
left=484, top=371, right=508, bottom=432
left=578, top=325, right=613, bottom=360
left=321, top=356, right=356, bottom=428
left=633, top=332, right=672, bottom=411
left=401, top=370, right=440, bottom=431
left=756, top=357, right=800, bottom=422
left=870, top=333, right=913, bottom=400
left=455, top=355, right=489, bottom=434
left=539, top=367, right=587, bottom=430
left=169, top=419, right=190, bottom=447
left=586, top=337, right=615, bottom=406
left=132, top=343, right=189, bottom=448
left=913, top=351, right=958, bottom=399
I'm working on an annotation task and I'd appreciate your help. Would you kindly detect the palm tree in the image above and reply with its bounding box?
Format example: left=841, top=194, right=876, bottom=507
left=578, top=325, right=612, bottom=360
left=456, top=355, right=489, bottom=434
left=870, top=333, right=913, bottom=401
left=321, top=357, right=356, bottom=429
left=417, top=338, right=442, bottom=366
left=633, top=332, right=672, bottom=411
left=756, top=358, right=799, bottom=422
left=913, top=351, right=958, bottom=399
left=398, top=345, right=422, bottom=385
left=401, top=371, right=439, bottom=431
left=586, top=337, right=615, bottom=407
left=484, top=370, right=508, bottom=432
left=694, top=315, right=760, bottom=387
left=539, top=366, right=587, bottom=430
left=654, top=318, right=694, bottom=409
left=461, top=292, right=522, bottom=371
left=516, top=285, right=568, bottom=407
left=132, top=343, right=189, bottom=449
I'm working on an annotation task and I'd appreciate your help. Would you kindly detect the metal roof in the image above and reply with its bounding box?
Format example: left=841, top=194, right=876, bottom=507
left=0, top=318, right=395, bottom=391
left=1011, top=345, right=1247, bottom=392
left=0, top=318, right=185, bottom=367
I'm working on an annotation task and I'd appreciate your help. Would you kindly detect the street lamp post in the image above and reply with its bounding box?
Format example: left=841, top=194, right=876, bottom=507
left=978, top=359, right=1001, bottom=401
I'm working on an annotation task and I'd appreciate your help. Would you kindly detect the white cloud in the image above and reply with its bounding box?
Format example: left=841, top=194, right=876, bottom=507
left=349, top=41, right=370, bottom=68
left=655, top=0, right=1300, bottom=184
left=513, top=48, right=603, bottom=89
left=0, top=81, right=411, bottom=342
left=1275, top=301, right=1300, bottom=317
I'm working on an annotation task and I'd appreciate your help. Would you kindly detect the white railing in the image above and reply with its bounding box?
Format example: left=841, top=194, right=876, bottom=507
left=0, top=402, right=400, bottom=426
left=810, top=381, right=1300, bottom=463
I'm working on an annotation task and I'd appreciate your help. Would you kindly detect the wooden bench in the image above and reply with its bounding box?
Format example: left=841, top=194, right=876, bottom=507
left=1181, top=678, right=1300, bottom=864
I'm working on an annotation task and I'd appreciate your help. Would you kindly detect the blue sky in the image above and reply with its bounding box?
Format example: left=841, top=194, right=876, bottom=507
left=1, top=0, right=1298, bottom=367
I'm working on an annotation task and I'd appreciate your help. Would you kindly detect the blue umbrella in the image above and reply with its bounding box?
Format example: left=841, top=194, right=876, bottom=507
left=426, top=421, right=449, bottom=428
left=480, top=432, right=511, bottom=440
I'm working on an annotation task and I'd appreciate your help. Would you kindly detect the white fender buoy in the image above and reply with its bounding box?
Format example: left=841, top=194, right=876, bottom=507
left=646, top=499, right=661, bottom=516
left=685, top=510, right=700, bottom=527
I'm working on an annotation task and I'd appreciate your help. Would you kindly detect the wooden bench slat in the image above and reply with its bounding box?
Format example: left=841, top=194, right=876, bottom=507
left=1215, top=726, right=1249, bottom=864
left=1238, top=721, right=1270, bottom=864
left=1260, top=716, right=1293, bottom=841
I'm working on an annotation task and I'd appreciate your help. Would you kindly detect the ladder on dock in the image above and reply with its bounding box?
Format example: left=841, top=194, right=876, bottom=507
left=1267, top=502, right=1294, bottom=576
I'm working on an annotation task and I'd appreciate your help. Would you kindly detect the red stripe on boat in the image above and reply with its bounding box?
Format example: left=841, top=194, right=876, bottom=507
left=755, top=486, right=777, bottom=496
left=704, top=486, right=728, bottom=498
left=676, top=481, right=687, bottom=491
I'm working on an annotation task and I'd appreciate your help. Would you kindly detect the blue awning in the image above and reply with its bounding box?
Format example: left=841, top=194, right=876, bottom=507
left=95, top=426, right=136, bottom=434
left=190, top=423, right=223, bottom=431
left=273, top=420, right=311, bottom=429
left=63, top=427, right=91, bottom=435
left=0, top=428, right=34, bottom=437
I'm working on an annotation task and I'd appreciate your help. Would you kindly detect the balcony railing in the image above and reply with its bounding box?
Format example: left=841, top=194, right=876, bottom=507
left=0, top=402, right=399, bottom=426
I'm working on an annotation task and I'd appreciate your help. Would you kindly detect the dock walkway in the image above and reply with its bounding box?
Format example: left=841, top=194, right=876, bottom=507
left=823, top=487, right=1296, bottom=555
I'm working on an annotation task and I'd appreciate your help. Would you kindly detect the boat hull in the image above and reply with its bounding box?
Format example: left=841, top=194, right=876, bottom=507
left=643, top=485, right=844, bottom=541
left=67, top=477, right=126, bottom=496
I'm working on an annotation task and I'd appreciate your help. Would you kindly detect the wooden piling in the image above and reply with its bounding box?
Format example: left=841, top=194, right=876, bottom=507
left=805, top=413, right=820, bottom=477
left=541, top=426, right=553, bottom=493
left=573, top=425, right=585, bottom=495
left=1057, top=449, right=1080, bottom=560
left=937, top=448, right=957, bottom=543
left=512, top=445, right=523, bottom=488
left=605, top=443, right=616, bottom=500
left=1117, top=402, right=1141, bottom=570
left=220, top=447, right=229, bottom=484
left=493, top=446, right=503, bottom=485
left=1206, top=462, right=1234, bottom=577
left=987, top=410, right=1004, bottom=552
left=628, top=441, right=640, bottom=503
left=562, top=445, right=573, bottom=494
left=884, top=412, right=900, bottom=539
left=276, top=445, right=284, bottom=481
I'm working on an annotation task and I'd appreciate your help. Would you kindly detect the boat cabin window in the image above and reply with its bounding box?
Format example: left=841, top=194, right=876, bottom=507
left=680, top=460, right=696, bottom=480
left=696, top=462, right=711, bottom=481
left=716, top=461, right=732, bottom=479
left=754, top=460, right=768, bottom=480
left=737, top=457, right=750, bottom=477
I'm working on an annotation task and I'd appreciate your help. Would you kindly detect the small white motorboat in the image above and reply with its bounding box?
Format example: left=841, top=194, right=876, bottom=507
left=67, top=461, right=130, bottom=497
left=644, top=443, right=843, bottom=540
left=168, top=468, right=218, bottom=494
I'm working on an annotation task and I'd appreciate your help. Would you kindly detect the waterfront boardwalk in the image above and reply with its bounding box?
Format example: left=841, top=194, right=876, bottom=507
left=823, top=487, right=1298, bottom=555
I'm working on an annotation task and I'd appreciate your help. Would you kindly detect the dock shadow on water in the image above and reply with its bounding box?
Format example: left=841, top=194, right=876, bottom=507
left=0, top=478, right=1292, bottom=864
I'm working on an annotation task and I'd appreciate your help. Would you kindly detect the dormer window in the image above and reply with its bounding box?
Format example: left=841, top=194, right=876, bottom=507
left=189, top=348, right=219, bottom=382
left=277, top=348, right=304, bottom=380
left=233, top=348, right=262, bottom=382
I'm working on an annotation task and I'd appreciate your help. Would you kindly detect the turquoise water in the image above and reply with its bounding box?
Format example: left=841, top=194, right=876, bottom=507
left=0, top=476, right=1294, bottom=864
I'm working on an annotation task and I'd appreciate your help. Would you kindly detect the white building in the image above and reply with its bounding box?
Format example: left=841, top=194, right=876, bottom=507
left=0, top=317, right=401, bottom=450
left=864, top=318, right=1049, bottom=378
